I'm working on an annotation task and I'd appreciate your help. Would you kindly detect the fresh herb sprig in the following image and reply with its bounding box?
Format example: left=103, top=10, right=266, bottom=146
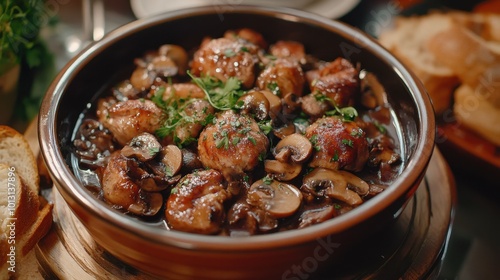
left=325, top=105, right=358, bottom=122
left=152, top=86, right=209, bottom=145
left=188, top=71, right=245, bottom=111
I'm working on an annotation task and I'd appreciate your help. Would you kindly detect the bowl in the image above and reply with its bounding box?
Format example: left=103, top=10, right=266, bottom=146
left=39, top=5, right=435, bottom=279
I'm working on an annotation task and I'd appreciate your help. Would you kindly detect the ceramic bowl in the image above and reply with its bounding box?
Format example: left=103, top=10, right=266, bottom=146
left=39, top=5, right=435, bottom=279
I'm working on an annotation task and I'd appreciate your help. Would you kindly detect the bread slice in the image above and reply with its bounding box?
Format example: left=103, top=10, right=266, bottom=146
left=0, top=125, right=40, bottom=195
left=427, top=24, right=500, bottom=109
left=0, top=164, right=40, bottom=241
left=379, top=13, right=461, bottom=114
left=17, top=196, right=53, bottom=258
left=0, top=126, right=53, bottom=278
left=454, top=84, right=500, bottom=146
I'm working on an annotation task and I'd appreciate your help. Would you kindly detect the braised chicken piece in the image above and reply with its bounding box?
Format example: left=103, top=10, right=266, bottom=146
left=224, top=28, right=268, bottom=49
left=307, top=57, right=359, bottom=107
left=101, top=151, right=164, bottom=216
left=97, top=98, right=164, bottom=146
left=269, top=40, right=306, bottom=63
left=197, top=110, right=269, bottom=180
left=256, top=58, right=305, bottom=98
left=165, top=169, right=230, bottom=234
left=305, top=116, right=369, bottom=172
left=191, top=37, right=260, bottom=88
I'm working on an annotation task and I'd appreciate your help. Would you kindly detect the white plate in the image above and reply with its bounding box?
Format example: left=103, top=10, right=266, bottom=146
left=130, top=0, right=361, bottom=20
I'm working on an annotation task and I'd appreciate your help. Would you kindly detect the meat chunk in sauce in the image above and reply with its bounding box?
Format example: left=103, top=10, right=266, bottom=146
left=197, top=110, right=269, bottom=180
left=97, top=98, right=164, bottom=146
left=165, top=169, right=230, bottom=234
left=307, top=57, right=359, bottom=107
left=191, top=37, right=259, bottom=88
left=305, top=116, right=369, bottom=172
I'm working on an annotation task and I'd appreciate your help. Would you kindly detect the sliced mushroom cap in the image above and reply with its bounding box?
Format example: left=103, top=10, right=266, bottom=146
left=302, top=168, right=369, bottom=206
left=160, top=145, right=183, bottom=176
left=121, top=132, right=161, bottom=162
left=273, top=122, right=296, bottom=139
left=259, top=89, right=282, bottom=120
left=264, top=160, right=302, bottom=181
left=158, top=44, right=189, bottom=75
left=127, top=191, right=163, bottom=216
left=130, top=67, right=155, bottom=91
left=237, top=90, right=270, bottom=121
left=247, top=179, right=302, bottom=218
left=274, top=133, right=313, bottom=163
left=181, top=148, right=203, bottom=173
left=282, top=92, right=300, bottom=115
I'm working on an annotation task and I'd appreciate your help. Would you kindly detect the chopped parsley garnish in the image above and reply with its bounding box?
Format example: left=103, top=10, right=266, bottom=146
left=314, top=93, right=331, bottom=103
left=325, top=105, right=358, bottom=122
left=331, top=151, right=339, bottom=162
left=224, top=48, right=236, bottom=57
left=374, top=121, right=387, bottom=134
left=248, top=136, right=257, bottom=145
left=263, top=175, right=273, bottom=185
left=342, top=139, right=354, bottom=147
left=309, top=134, right=321, bottom=151
left=267, top=81, right=281, bottom=96
left=148, top=147, right=160, bottom=156
left=258, top=119, right=273, bottom=135
left=188, top=71, right=245, bottom=111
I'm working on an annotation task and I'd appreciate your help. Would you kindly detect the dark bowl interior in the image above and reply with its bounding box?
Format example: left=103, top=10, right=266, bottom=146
left=39, top=5, right=435, bottom=279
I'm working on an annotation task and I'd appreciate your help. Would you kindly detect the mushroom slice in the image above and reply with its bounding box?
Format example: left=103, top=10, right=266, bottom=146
left=273, top=122, right=296, bottom=139
left=127, top=191, right=163, bottom=216
left=302, top=168, right=368, bottom=206
left=160, top=145, right=183, bottom=176
left=264, top=160, right=302, bottom=181
left=121, top=132, right=161, bottom=162
left=259, top=89, right=282, bottom=120
left=158, top=44, right=189, bottom=75
left=247, top=179, right=302, bottom=218
left=237, top=90, right=270, bottom=121
left=274, top=133, right=312, bottom=163
left=282, top=92, right=300, bottom=115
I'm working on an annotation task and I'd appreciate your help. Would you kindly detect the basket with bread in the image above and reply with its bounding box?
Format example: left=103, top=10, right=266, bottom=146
left=0, top=125, right=53, bottom=279
left=379, top=10, right=500, bottom=148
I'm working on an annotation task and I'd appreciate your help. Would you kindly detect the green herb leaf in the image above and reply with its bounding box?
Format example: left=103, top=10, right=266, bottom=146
left=188, top=71, right=245, bottom=111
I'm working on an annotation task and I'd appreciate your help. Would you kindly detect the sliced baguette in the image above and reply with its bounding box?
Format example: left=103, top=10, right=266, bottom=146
left=453, top=84, right=500, bottom=146
left=0, top=164, right=40, bottom=241
left=379, top=13, right=461, bottom=114
left=17, top=196, right=53, bottom=258
left=0, top=126, right=40, bottom=195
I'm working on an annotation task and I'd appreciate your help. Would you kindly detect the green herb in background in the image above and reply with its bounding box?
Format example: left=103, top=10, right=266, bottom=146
left=1, top=0, right=57, bottom=126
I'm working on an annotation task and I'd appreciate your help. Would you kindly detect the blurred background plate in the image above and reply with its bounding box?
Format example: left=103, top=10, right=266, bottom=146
left=130, top=0, right=361, bottom=19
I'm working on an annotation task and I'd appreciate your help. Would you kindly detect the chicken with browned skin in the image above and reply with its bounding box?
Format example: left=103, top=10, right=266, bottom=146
left=165, top=169, right=230, bottom=234
left=97, top=99, right=164, bottom=146
left=305, top=116, right=369, bottom=172
left=197, top=110, right=269, bottom=180
left=191, top=37, right=260, bottom=88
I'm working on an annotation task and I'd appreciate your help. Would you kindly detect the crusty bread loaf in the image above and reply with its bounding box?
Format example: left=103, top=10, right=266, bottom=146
left=454, top=84, right=500, bottom=146
left=378, top=13, right=461, bottom=114
left=0, top=126, right=40, bottom=195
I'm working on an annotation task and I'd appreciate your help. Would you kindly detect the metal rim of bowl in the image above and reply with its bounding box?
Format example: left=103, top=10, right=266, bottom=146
left=39, top=5, right=435, bottom=252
